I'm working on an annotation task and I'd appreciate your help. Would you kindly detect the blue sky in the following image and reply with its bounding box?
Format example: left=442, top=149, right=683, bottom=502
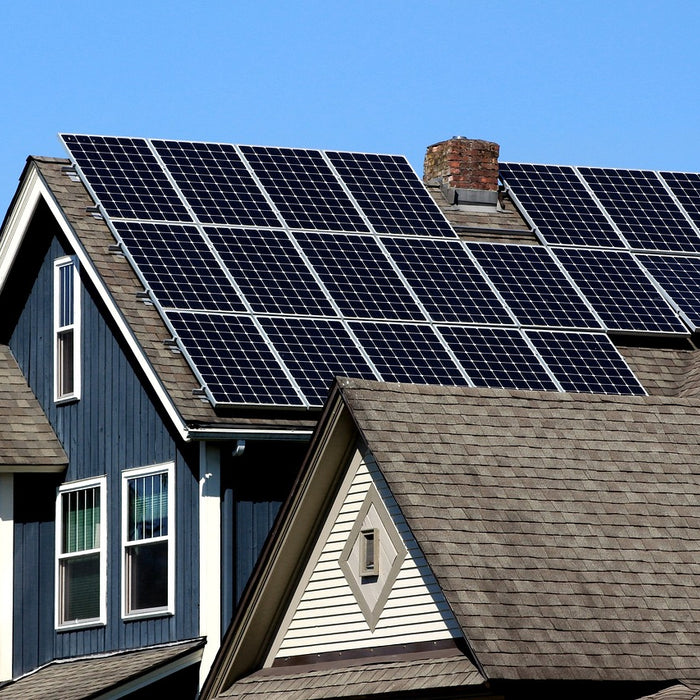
left=1, top=1, right=699, bottom=216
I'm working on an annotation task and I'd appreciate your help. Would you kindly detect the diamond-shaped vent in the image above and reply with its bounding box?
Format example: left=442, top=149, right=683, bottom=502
left=339, top=484, right=407, bottom=631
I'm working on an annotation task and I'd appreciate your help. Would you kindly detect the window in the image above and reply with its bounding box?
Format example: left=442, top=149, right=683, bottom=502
left=360, top=528, right=379, bottom=577
left=122, top=463, right=174, bottom=618
left=53, top=256, right=80, bottom=402
left=55, top=477, right=106, bottom=629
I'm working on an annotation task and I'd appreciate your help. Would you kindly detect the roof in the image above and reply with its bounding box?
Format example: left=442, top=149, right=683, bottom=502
left=219, top=651, right=483, bottom=699
left=336, top=378, right=700, bottom=683
left=638, top=683, right=700, bottom=700
left=0, top=638, right=204, bottom=699
left=0, top=344, right=66, bottom=469
left=32, top=157, right=317, bottom=434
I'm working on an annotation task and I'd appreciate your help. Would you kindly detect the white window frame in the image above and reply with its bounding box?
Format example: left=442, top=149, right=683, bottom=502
left=53, top=255, right=81, bottom=403
left=55, top=476, right=107, bottom=630
left=121, top=462, right=175, bottom=620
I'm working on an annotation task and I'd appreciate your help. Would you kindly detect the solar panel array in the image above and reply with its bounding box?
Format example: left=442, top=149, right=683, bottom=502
left=62, top=134, right=656, bottom=407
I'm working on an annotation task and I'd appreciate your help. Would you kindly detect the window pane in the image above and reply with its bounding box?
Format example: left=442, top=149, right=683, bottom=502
left=62, top=486, right=100, bottom=553
left=127, top=540, right=168, bottom=611
left=57, top=329, right=75, bottom=397
left=59, top=263, right=74, bottom=328
left=127, top=472, right=168, bottom=541
left=61, top=553, right=99, bottom=622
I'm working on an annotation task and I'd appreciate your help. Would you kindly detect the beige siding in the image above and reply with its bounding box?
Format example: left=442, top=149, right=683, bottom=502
left=274, top=452, right=462, bottom=658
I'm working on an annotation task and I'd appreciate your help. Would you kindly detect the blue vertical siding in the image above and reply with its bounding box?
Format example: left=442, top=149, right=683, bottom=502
left=9, top=229, right=199, bottom=676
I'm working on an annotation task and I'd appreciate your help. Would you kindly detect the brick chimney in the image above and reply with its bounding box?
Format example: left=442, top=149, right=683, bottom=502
left=423, top=137, right=500, bottom=206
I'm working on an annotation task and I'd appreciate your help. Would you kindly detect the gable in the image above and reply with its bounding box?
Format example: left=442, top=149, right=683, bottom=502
left=266, top=447, right=463, bottom=664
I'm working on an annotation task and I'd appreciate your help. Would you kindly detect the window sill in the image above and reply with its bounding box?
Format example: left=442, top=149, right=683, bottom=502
left=56, top=618, right=106, bottom=632
left=122, top=608, right=174, bottom=622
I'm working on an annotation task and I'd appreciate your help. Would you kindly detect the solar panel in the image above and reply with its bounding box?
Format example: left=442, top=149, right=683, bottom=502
left=499, top=162, right=624, bottom=247
left=327, top=151, right=456, bottom=237
left=259, top=317, right=378, bottom=405
left=166, top=312, right=304, bottom=406
left=659, top=170, right=700, bottom=231
left=383, top=237, right=512, bottom=325
left=551, top=247, right=687, bottom=334
left=112, top=221, right=246, bottom=312
left=468, top=242, right=602, bottom=329
left=636, top=254, right=700, bottom=330
left=205, top=227, right=336, bottom=316
left=60, top=134, right=191, bottom=222
left=239, top=145, right=368, bottom=232
left=293, top=231, right=426, bottom=321
left=578, top=167, right=700, bottom=253
left=151, top=140, right=282, bottom=228
left=349, top=321, right=468, bottom=386
left=439, top=326, right=558, bottom=390
left=525, top=330, right=646, bottom=395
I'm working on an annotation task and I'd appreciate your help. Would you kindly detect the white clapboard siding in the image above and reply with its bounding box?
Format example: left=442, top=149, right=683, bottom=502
left=274, top=452, right=462, bottom=658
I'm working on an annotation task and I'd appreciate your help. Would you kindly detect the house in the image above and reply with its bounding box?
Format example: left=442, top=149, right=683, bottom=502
left=0, top=133, right=699, bottom=697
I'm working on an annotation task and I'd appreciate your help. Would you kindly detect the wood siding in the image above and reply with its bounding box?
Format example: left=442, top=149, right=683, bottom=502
left=9, top=227, right=199, bottom=676
left=274, top=451, right=462, bottom=658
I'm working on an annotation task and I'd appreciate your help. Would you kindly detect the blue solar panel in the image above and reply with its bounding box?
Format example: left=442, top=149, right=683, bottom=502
left=525, top=330, right=646, bottom=395
left=205, top=227, right=336, bottom=316
left=166, top=312, right=304, bottom=406
left=579, top=167, right=700, bottom=253
left=259, top=317, right=378, bottom=405
left=349, top=321, right=468, bottom=386
left=112, top=221, right=246, bottom=312
left=659, top=171, right=700, bottom=231
left=152, top=140, right=282, bottom=228
left=239, top=146, right=368, bottom=232
left=439, top=326, right=558, bottom=390
left=61, top=134, right=191, bottom=222
left=636, top=254, right=700, bottom=330
left=552, top=248, right=687, bottom=334
left=294, top=231, right=426, bottom=321
left=468, top=242, right=602, bottom=329
left=327, top=151, right=456, bottom=237
left=500, top=162, right=624, bottom=247
left=383, top=237, right=512, bottom=325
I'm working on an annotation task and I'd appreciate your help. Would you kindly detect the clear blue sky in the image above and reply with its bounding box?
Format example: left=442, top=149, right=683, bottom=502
left=1, top=1, right=699, bottom=216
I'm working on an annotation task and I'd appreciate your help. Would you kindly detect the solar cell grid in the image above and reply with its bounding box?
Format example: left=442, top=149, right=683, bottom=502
left=659, top=171, right=700, bottom=231
left=525, top=330, right=645, bottom=395
left=439, top=326, right=558, bottom=390
left=259, top=317, right=378, bottom=405
left=350, top=321, right=469, bottom=386
left=383, top=237, right=512, bottom=324
left=205, top=227, right=336, bottom=316
left=327, top=151, right=455, bottom=237
left=166, top=312, right=304, bottom=406
left=113, top=221, right=245, bottom=312
left=239, top=146, right=368, bottom=232
left=294, top=231, right=426, bottom=321
left=552, top=247, right=687, bottom=334
left=468, top=242, right=602, bottom=329
left=579, top=167, right=700, bottom=253
left=152, top=140, right=282, bottom=228
left=499, top=162, right=624, bottom=247
left=636, top=254, right=700, bottom=330
left=61, top=134, right=191, bottom=222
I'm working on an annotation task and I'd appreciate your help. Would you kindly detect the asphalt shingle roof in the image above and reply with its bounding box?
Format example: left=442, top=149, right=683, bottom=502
left=0, top=344, right=66, bottom=468
left=337, top=378, right=700, bottom=683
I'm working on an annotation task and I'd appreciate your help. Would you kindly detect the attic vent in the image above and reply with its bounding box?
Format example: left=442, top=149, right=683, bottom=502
left=339, top=483, right=407, bottom=632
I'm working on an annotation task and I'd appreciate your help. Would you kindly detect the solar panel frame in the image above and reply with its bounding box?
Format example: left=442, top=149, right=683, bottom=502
left=551, top=247, right=688, bottom=334
left=578, top=167, right=700, bottom=253
left=151, top=139, right=283, bottom=228
left=525, top=330, right=646, bottom=395
left=499, top=162, right=625, bottom=248
left=468, top=242, right=603, bottom=330
left=327, top=151, right=457, bottom=237
left=438, top=325, right=559, bottom=391
left=60, top=134, right=192, bottom=222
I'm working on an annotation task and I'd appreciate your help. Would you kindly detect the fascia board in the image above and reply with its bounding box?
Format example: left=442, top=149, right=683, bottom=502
left=0, top=165, right=191, bottom=443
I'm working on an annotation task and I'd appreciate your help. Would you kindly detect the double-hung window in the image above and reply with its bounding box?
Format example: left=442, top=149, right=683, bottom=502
left=122, top=463, right=174, bottom=618
left=54, top=256, right=80, bottom=402
left=56, top=477, right=106, bottom=629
